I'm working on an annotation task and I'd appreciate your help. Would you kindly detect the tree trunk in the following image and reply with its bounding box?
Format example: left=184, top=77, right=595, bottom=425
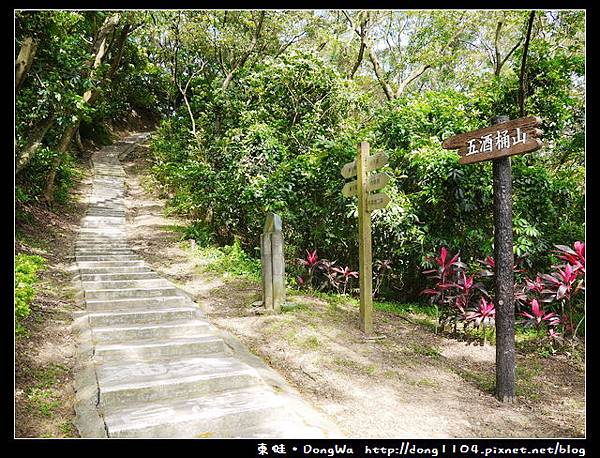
left=74, top=126, right=85, bottom=153
left=349, top=16, right=368, bottom=79
left=518, top=11, right=536, bottom=117
left=396, top=64, right=431, bottom=97
left=15, top=111, right=56, bottom=174
left=15, top=37, right=37, bottom=92
left=492, top=115, right=516, bottom=403
left=367, top=46, right=394, bottom=101
left=44, top=13, right=121, bottom=206
left=107, top=23, right=132, bottom=81
left=43, top=123, right=77, bottom=206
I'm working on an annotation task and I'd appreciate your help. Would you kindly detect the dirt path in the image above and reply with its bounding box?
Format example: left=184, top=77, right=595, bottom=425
left=121, top=145, right=585, bottom=439
left=15, top=148, right=95, bottom=437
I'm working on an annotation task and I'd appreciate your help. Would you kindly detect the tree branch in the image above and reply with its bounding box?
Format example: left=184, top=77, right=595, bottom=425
left=519, top=10, right=536, bottom=117
left=15, top=37, right=38, bottom=92
left=396, top=64, right=431, bottom=97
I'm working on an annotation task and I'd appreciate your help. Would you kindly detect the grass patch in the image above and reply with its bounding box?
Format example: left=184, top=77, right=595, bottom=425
left=333, top=357, right=377, bottom=376
left=15, top=253, right=47, bottom=336
left=410, top=343, right=442, bottom=359
left=375, top=301, right=438, bottom=317
left=453, top=367, right=496, bottom=394
left=415, top=378, right=440, bottom=388
left=301, top=336, right=321, bottom=350
left=516, top=360, right=544, bottom=399
left=26, top=387, right=61, bottom=418
left=185, top=239, right=261, bottom=281
left=59, top=421, right=77, bottom=437
left=30, top=364, right=68, bottom=389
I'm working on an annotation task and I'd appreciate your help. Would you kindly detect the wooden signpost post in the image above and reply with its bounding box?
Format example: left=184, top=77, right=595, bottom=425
left=443, top=115, right=543, bottom=403
left=341, top=142, right=390, bottom=335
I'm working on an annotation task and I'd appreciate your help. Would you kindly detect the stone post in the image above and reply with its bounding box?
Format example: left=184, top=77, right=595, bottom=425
left=261, top=213, right=285, bottom=312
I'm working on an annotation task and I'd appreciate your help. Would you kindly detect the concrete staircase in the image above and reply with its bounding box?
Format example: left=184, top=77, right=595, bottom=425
left=72, top=133, right=339, bottom=438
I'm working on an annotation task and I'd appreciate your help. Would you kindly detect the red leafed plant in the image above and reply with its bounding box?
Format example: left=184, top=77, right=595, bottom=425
left=520, top=298, right=560, bottom=330
left=536, top=241, right=586, bottom=338
left=465, top=297, right=496, bottom=327
left=555, top=241, right=585, bottom=275
left=421, top=240, right=585, bottom=346
left=421, top=246, right=484, bottom=334
left=297, top=249, right=321, bottom=288
left=463, top=297, right=496, bottom=344
left=332, top=265, right=359, bottom=295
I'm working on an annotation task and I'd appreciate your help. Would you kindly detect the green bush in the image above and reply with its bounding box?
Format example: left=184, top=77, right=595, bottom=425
left=15, top=253, right=47, bottom=335
left=150, top=56, right=585, bottom=303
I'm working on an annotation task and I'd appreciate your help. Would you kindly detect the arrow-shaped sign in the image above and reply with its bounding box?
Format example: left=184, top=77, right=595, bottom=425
left=367, top=193, right=390, bottom=212
left=341, top=152, right=389, bottom=179
left=342, top=172, right=391, bottom=197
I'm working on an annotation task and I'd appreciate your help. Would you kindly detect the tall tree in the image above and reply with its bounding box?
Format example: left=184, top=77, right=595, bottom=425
left=43, top=12, right=123, bottom=205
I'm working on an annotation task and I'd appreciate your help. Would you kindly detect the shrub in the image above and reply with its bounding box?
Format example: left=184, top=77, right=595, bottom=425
left=14, top=253, right=46, bottom=335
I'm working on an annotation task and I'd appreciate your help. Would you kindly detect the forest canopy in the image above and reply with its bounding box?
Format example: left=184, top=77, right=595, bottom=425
left=15, top=9, right=585, bottom=302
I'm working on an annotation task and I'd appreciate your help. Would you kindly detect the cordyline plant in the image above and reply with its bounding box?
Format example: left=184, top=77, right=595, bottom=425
left=332, top=265, right=359, bottom=295
left=515, top=241, right=585, bottom=342
left=464, top=297, right=496, bottom=344
left=317, top=259, right=340, bottom=292
left=421, top=246, right=489, bottom=336
left=296, top=249, right=360, bottom=296
left=422, top=241, right=585, bottom=348
left=520, top=298, right=560, bottom=330
left=297, top=249, right=321, bottom=288
left=373, top=259, right=393, bottom=298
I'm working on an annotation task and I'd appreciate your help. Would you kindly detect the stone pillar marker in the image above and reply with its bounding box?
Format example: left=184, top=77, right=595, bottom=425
left=261, top=212, right=285, bottom=312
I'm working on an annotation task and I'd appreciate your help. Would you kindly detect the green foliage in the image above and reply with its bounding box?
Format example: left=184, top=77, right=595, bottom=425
left=192, top=240, right=261, bottom=280
left=16, top=10, right=584, bottom=309
left=152, top=50, right=363, bottom=256
left=14, top=253, right=47, bottom=335
left=26, top=387, right=61, bottom=417
left=15, top=11, right=169, bottom=204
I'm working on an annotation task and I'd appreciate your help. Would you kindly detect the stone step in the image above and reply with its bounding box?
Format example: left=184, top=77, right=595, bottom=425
left=94, top=335, right=225, bottom=361
left=229, top=418, right=330, bottom=439
left=77, top=260, right=146, bottom=268
left=76, top=235, right=127, bottom=240
left=81, top=224, right=125, bottom=229
left=86, top=209, right=125, bottom=213
left=92, top=320, right=211, bottom=343
left=78, top=266, right=152, bottom=275
left=86, top=307, right=200, bottom=327
left=81, top=278, right=170, bottom=290
left=97, top=356, right=260, bottom=408
left=84, top=286, right=178, bottom=300
left=76, top=237, right=127, bottom=243
left=75, top=249, right=133, bottom=255
left=75, top=242, right=129, bottom=247
left=83, top=215, right=125, bottom=220
left=77, top=232, right=126, bottom=238
left=103, top=387, right=286, bottom=438
left=86, top=208, right=124, bottom=213
left=85, top=295, right=189, bottom=311
left=76, top=254, right=140, bottom=262
left=82, top=219, right=125, bottom=224
left=79, top=272, right=160, bottom=282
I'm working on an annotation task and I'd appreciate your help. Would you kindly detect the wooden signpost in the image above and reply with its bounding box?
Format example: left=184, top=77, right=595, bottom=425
left=443, top=115, right=543, bottom=403
left=442, top=116, right=543, bottom=165
left=341, top=142, right=390, bottom=335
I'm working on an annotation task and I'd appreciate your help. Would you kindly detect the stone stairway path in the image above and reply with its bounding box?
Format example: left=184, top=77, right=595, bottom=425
left=72, top=133, right=340, bottom=438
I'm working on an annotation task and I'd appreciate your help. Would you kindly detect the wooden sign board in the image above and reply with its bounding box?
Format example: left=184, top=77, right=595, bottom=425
left=341, top=152, right=389, bottom=179
left=342, top=172, right=390, bottom=197
left=367, top=193, right=390, bottom=212
left=442, top=116, right=543, bottom=165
